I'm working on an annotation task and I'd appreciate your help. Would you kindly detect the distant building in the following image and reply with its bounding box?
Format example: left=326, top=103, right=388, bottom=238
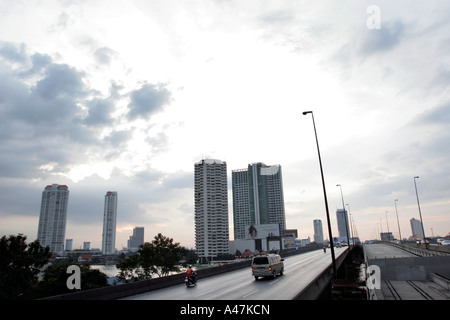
left=65, top=239, right=73, bottom=251
left=83, top=241, right=91, bottom=250
left=336, top=209, right=350, bottom=243
left=37, top=184, right=69, bottom=255
left=313, top=219, right=324, bottom=244
left=283, top=229, right=298, bottom=248
left=380, top=232, right=394, bottom=242
left=410, top=218, right=424, bottom=239
left=128, top=227, right=144, bottom=252
left=102, top=191, right=117, bottom=254
left=194, top=159, right=229, bottom=263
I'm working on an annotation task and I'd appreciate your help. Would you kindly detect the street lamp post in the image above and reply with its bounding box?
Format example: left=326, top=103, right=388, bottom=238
left=413, top=176, right=427, bottom=248
left=337, top=184, right=350, bottom=246
left=385, top=211, right=390, bottom=234
left=302, top=111, right=336, bottom=275
left=346, top=203, right=355, bottom=245
left=394, top=199, right=402, bottom=242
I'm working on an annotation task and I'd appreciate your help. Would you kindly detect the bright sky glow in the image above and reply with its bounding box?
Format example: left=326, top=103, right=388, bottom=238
left=1, top=1, right=449, bottom=249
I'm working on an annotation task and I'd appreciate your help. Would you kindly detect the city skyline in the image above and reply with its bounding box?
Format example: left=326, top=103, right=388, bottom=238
left=1, top=2, right=449, bottom=249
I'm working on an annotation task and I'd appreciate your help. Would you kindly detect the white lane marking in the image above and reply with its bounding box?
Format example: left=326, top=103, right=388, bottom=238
left=194, top=289, right=215, bottom=298
left=242, top=289, right=259, bottom=298
left=269, top=279, right=279, bottom=285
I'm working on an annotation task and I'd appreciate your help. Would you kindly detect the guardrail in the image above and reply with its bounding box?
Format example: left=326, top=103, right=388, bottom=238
left=293, top=247, right=350, bottom=300
left=385, top=242, right=450, bottom=257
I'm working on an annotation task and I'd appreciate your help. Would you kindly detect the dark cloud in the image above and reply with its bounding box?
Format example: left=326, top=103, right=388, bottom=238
left=34, top=63, right=87, bottom=100
left=83, top=97, right=115, bottom=125
left=0, top=41, right=174, bottom=190
left=127, top=83, right=172, bottom=120
left=358, top=20, right=405, bottom=55
left=0, top=41, right=27, bottom=63
left=94, top=47, right=117, bottom=66
left=412, top=101, right=450, bottom=126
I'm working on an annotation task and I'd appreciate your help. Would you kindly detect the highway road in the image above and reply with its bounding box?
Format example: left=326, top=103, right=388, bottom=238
left=364, top=243, right=418, bottom=259
left=123, top=247, right=347, bottom=300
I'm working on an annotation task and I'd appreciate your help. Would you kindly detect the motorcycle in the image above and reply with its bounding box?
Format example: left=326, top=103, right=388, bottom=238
left=185, top=273, right=197, bottom=287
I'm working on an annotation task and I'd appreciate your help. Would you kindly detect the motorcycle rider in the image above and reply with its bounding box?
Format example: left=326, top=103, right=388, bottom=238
left=186, top=265, right=196, bottom=284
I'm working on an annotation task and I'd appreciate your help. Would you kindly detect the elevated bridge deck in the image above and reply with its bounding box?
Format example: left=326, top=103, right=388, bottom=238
left=364, top=242, right=450, bottom=300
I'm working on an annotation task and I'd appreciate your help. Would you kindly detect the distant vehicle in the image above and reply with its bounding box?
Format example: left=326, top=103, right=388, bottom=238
left=252, top=254, right=284, bottom=280
left=441, top=240, right=450, bottom=246
left=437, top=238, right=446, bottom=245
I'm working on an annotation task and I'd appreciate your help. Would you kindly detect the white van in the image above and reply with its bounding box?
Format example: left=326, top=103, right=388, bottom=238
left=252, top=254, right=284, bottom=280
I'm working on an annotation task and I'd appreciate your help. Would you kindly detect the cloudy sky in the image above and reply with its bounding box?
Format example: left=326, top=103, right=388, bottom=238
left=1, top=0, right=449, bottom=250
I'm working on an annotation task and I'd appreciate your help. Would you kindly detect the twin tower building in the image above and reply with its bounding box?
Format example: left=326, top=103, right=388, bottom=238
left=37, top=184, right=117, bottom=255
left=195, top=159, right=286, bottom=263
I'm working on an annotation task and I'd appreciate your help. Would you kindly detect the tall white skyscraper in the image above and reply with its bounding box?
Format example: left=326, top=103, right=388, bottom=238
left=194, top=159, right=229, bottom=263
left=313, top=219, right=324, bottom=244
left=232, top=162, right=286, bottom=240
left=37, top=184, right=69, bottom=255
left=102, top=191, right=117, bottom=255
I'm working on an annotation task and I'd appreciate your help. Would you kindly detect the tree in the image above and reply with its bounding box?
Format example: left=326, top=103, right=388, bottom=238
left=117, top=233, right=187, bottom=281
left=183, top=248, right=198, bottom=266
left=0, top=234, right=51, bottom=299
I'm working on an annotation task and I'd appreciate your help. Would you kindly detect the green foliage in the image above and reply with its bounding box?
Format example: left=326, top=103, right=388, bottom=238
left=183, top=248, right=198, bottom=266
left=0, top=234, right=51, bottom=299
left=117, top=233, right=187, bottom=281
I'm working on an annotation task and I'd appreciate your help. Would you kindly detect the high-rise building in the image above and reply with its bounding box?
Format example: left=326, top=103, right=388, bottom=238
left=410, top=218, right=424, bottom=239
left=128, top=227, right=144, bottom=252
left=232, top=162, right=286, bottom=240
left=336, top=208, right=350, bottom=242
left=194, top=159, right=229, bottom=263
left=313, top=219, right=324, bottom=244
left=102, top=191, right=117, bottom=255
left=37, top=184, right=69, bottom=255
left=65, top=239, right=73, bottom=251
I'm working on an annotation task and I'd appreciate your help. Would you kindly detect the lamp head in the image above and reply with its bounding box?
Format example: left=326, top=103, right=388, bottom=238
left=302, top=111, right=312, bottom=115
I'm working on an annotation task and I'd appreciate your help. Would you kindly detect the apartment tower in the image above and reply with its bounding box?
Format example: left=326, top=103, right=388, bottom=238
left=232, top=162, right=286, bottom=240
left=102, top=191, right=117, bottom=254
left=37, top=184, right=69, bottom=255
left=313, top=219, right=324, bottom=244
left=128, top=227, right=145, bottom=252
left=194, top=159, right=229, bottom=263
left=336, top=208, right=350, bottom=243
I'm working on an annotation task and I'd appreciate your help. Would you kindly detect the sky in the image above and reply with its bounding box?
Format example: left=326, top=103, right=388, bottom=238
left=0, top=0, right=449, bottom=250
